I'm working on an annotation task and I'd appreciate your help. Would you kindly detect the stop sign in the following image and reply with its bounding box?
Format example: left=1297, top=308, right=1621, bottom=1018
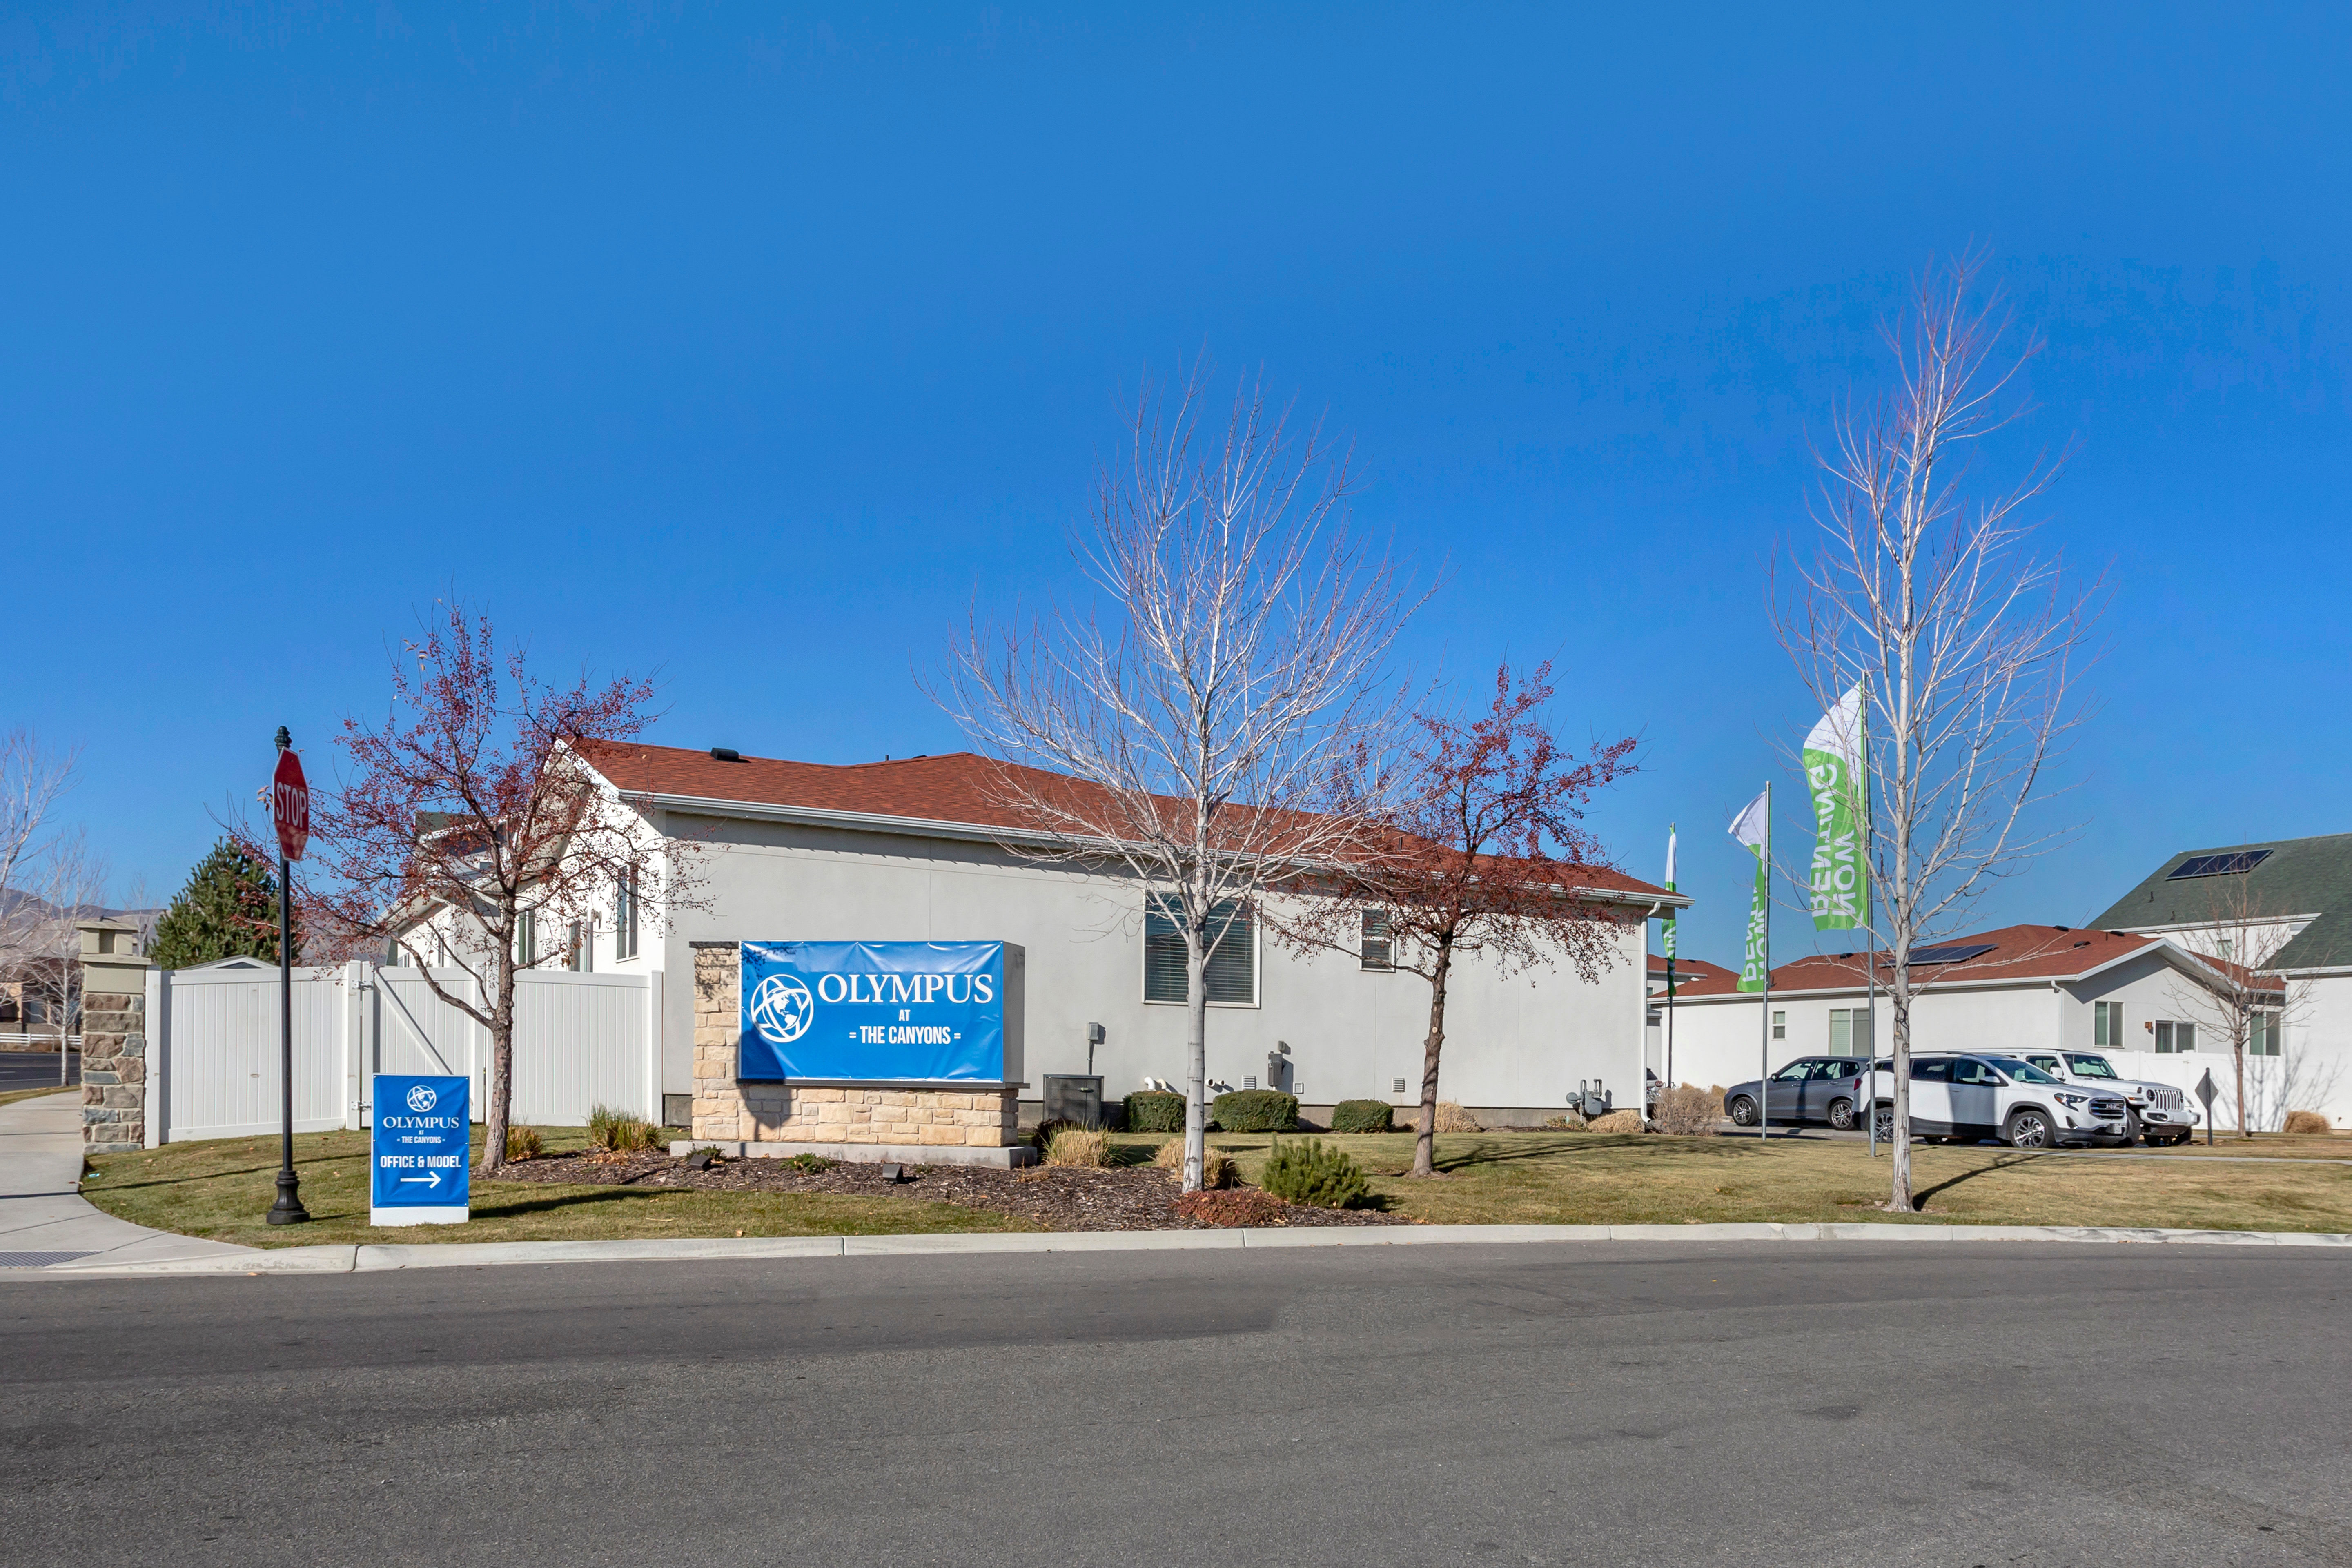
left=272, top=748, right=310, bottom=862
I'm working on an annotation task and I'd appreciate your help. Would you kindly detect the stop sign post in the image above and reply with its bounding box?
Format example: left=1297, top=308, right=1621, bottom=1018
left=265, top=727, right=311, bottom=1226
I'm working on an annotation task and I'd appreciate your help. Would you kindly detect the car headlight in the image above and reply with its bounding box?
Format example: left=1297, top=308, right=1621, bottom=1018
left=2054, top=1091, right=2088, bottom=1108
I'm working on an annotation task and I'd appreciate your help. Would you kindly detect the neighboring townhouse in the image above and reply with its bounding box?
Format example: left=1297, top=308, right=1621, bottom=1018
left=2091, top=833, right=2352, bottom=1130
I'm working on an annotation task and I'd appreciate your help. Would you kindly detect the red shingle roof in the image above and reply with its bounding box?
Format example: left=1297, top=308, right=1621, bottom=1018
left=1670, top=924, right=2168, bottom=998
left=575, top=739, right=1670, bottom=898
left=1649, top=953, right=1739, bottom=987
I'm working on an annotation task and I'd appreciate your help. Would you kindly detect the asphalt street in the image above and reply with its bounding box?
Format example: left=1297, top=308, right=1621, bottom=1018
left=3, top=1241, right=2346, bottom=1567
left=0, top=1051, right=76, bottom=1091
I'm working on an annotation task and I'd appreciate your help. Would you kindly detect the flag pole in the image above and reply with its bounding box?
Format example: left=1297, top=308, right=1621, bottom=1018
left=1664, top=825, right=1678, bottom=1091
left=1759, top=781, right=1771, bottom=1143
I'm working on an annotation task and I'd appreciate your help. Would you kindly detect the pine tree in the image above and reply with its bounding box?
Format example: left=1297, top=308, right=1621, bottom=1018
left=149, top=841, right=298, bottom=969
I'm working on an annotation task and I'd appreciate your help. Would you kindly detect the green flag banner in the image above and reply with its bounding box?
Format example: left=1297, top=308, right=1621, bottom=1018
left=1803, top=684, right=1869, bottom=932
left=1729, top=789, right=1769, bottom=993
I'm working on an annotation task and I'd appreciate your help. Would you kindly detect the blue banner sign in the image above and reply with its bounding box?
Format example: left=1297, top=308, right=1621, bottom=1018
left=370, top=1074, right=471, bottom=1225
left=739, top=940, right=1005, bottom=1082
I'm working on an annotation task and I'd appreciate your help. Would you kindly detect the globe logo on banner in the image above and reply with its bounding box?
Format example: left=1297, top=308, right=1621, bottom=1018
left=405, top=1084, right=439, bottom=1114
left=748, top=973, right=816, bottom=1046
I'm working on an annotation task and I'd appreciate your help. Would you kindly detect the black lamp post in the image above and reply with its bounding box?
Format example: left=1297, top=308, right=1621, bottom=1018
left=265, top=725, right=310, bottom=1226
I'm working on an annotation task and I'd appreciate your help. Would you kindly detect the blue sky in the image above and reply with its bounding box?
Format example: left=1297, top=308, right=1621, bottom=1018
left=5, top=4, right=2348, bottom=965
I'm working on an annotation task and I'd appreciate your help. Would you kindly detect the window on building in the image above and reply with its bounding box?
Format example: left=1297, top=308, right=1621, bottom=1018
left=2154, top=1019, right=2196, bottom=1054
left=1360, top=909, right=1392, bottom=971
left=1827, top=1008, right=1871, bottom=1056
left=569, top=920, right=595, bottom=974
left=2094, top=1000, right=2123, bottom=1049
left=2251, top=1012, right=2281, bottom=1058
left=1771, top=1009, right=1786, bottom=1041
left=614, top=867, right=639, bottom=961
left=1143, top=895, right=1255, bottom=1005
left=514, top=909, right=536, bottom=969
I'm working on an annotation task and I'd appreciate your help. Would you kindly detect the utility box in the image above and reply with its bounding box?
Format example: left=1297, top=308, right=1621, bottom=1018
left=1042, top=1074, right=1104, bottom=1128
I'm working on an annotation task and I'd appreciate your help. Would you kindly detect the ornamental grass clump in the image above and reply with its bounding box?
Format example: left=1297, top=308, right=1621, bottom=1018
left=503, top=1125, right=544, bottom=1161
left=1044, top=1127, right=1112, bottom=1167
left=1152, top=1137, right=1235, bottom=1189
left=1650, top=1083, right=1719, bottom=1136
left=1258, top=1137, right=1372, bottom=1209
left=2283, top=1110, right=2332, bottom=1137
left=588, top=1104, right=659, bottom=1155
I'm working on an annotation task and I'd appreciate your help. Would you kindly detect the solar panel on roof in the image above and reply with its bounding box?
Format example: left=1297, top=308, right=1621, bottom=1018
left=1908, top=942, right=1997, bottom=966
left=2166, top=849, right=2273, bottom=880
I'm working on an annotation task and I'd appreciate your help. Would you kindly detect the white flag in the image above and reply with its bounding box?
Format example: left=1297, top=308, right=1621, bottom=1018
left=1664, top=824, right=1677, bottom=888
left=1727, top=789, right=1769, bottom=851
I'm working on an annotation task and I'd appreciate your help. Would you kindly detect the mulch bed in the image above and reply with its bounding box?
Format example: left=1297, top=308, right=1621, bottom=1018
left=492, top=1150, right=1405, bottom=1231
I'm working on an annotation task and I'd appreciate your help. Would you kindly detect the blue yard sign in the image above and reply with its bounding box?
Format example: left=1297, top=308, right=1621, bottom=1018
left=739, top=940, right=1005, bottom=1082
left=370, top=1074, right=471, bottom=1225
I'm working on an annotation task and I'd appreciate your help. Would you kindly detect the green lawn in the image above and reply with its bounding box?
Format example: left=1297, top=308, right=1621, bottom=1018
left=0, top=1084, right=73, bottom=1109
left=81, top=1126, right=1036, bottom=1248
left=1115, top=1129, right=2352, bottom=1232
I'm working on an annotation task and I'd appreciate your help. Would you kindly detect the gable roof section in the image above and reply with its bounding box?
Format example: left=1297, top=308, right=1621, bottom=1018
left=574, top=739, right=1677, bottom=903
left=2089, top=831, right=2352, bottom=969
left=1671, top=924, right=2174, bottom=999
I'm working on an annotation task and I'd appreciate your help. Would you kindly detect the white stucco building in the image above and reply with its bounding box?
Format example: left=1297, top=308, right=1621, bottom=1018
left=512, top=741, right=1682, bottom=1126
left=1660, top=924, right=2282, bottom=1125
left=2091, top=834, right=2352, bottom=1130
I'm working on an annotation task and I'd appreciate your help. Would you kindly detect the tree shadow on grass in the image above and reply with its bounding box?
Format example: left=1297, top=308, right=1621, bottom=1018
left=1913, top=1152, right=2050, bottom=1206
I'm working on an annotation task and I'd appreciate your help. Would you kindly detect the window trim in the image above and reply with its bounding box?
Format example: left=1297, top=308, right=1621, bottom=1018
left=1140, top=894, right=1261, bottom=1009
left=614, top=866, right=639, bottom=962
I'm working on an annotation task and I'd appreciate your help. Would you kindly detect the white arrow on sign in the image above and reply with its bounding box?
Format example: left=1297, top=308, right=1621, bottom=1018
left=398, top=1170, right=445, bottom=1189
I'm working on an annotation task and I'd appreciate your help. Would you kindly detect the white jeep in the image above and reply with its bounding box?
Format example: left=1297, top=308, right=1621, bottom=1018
left=2015, top=1050, right=2199, bottom=1147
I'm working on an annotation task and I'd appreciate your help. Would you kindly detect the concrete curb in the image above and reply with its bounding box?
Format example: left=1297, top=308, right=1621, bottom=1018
left=20, top=1218, right=2352, bottom=1276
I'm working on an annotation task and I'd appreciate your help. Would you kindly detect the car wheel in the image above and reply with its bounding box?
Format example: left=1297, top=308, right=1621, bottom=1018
left=1727, top=1095, right=1758, bottom=1127
left=2122, top=1110, right=2143, bottom=1147
left=2004, top=1108, right=2054, bottom=1149
left=1872, top=1104, right=1895, bottom=1141
left=1828, top=1097, right=1857, bottom=1132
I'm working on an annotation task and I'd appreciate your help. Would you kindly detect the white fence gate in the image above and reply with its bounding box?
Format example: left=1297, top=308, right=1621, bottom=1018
left=145, top=962, right=659, bottom=1146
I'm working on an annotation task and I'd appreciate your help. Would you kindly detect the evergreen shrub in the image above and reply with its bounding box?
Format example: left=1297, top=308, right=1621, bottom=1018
left=1211, top=1089, right=1298, bottom=1132
left=1123, top=1091, right=1186, bottom=1133
left=150, top=841, right=292, bottom=970
left=1329, top=1098, right=1393, bottom=1134
left=1258, top=1137, right=1372, bottom=1209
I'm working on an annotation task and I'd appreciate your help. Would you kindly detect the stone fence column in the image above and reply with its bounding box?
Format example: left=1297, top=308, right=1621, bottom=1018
left=77, top=920, right=153, bottom=1154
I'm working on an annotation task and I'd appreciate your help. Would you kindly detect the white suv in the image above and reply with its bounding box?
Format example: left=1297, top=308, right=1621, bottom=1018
left=2015, top=1050, right=2199, bottom=1146
left=1865, top=1052, right=2132, bottom=1149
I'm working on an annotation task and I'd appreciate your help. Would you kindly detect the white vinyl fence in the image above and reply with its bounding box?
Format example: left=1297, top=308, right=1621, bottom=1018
left=145, top=962, right=659, bottom=1146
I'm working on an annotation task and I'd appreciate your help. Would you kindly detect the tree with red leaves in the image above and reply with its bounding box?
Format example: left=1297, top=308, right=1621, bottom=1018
left=1274, top=664, right=1636, bottom=1178
left=298, top=602, right=700, bottom=1175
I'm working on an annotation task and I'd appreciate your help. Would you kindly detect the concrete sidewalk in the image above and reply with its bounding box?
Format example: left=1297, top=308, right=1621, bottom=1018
left=0, top=1091, right=253, bottom=1271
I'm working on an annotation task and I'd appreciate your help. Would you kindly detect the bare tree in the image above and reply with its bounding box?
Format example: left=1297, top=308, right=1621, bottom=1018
left=2162, top=875, right=2308, bottom=1137
left=286, top=601, right=707, bottom=1174
left=24, top=828, right=111, bottom=1080
left=943, top=374, right=1414, bottom=1192
left=0, top=729, right=78, bottom=963
left=1775, top=255, right=2100, bottom=1211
